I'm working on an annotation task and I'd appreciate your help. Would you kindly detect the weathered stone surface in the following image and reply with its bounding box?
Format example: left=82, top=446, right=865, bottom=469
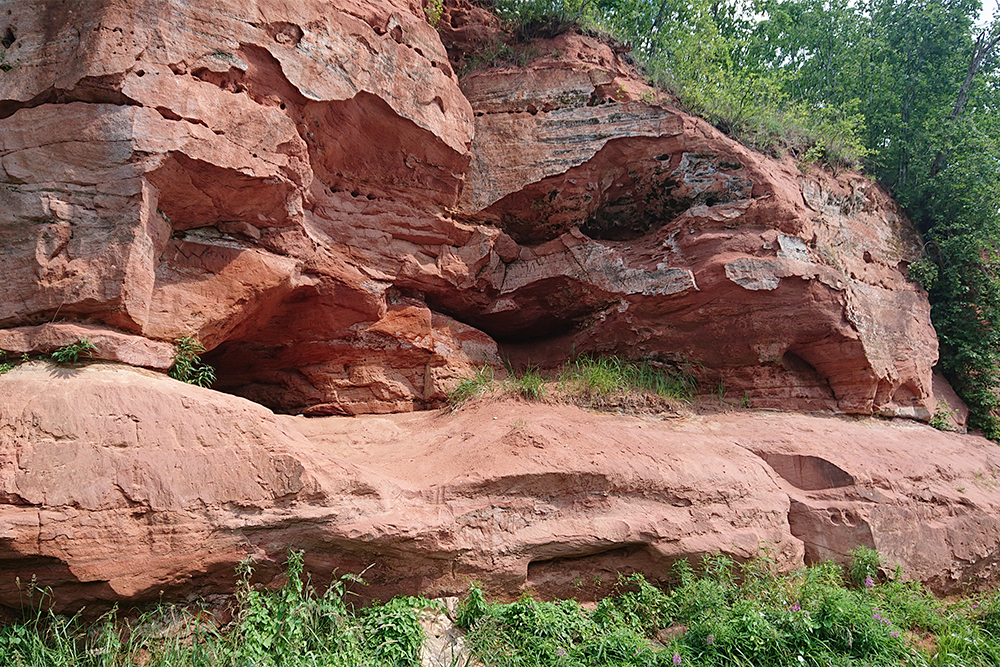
left=932, top=371, right=970, bottom=432
left=0, top=0, right=492, bottom=413
left=0, top=322, right=175, bottom=369
left=2, top=364, right=999, bottom=614
left=0, top=0, right=950, bottom=417
left=741, top=412, right=1000, bottom=593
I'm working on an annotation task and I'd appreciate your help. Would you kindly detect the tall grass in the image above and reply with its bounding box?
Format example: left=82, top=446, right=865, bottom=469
left=449, top=364, right=498, bottom=404
left=0, top=552, right=432, bottom=667
left=448, top=355, right=697, bottom=409
left=6, top=550, right=1000, bottom=666
left=562, top=355, right=697, bottom=403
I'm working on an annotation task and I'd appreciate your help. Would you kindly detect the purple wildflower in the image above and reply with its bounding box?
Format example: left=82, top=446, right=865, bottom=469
left=865, top=576, right=875, bottom=588
left=706, top=635, right=714, bottom=645
left=672, top=653, right=683, bottom=665
left=557, top=648, right=567, bottom=657
left=790, top=604, right=801, bottom=612
left=890, top=631, right=900, bottom=638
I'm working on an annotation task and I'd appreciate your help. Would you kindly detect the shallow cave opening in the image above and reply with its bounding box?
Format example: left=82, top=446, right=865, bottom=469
left=525, top=544, right=665, bottom=601
left=426, top=275, right=614, bottom=346
left=781, top=350, right=818, bottom=375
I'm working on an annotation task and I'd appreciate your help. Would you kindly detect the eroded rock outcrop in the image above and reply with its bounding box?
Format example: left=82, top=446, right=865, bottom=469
left=1, top=363, right=997, bottom=614
left=0, top=0, right=944, bottom=418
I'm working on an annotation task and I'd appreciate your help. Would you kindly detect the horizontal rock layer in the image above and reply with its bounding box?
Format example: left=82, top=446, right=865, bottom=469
left=1, top=364, right=997, bottom=613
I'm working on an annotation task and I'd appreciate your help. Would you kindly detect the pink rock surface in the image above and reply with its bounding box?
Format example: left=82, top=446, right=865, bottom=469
left=1, top=364, right=998, bottom=613
left=0, top=322, right=174, bottom=369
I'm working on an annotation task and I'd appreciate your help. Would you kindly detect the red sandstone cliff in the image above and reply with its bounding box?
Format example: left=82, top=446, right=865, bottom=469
left=0, top=0, right=991, bottom=613
left=0, top=0, right=944, bottom=418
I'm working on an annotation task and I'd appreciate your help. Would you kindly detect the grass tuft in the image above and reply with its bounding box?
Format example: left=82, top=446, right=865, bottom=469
left=449, top=364, right=498, bottom=404
left=449, top=355, right=697, bottom=413
left=512, top=367, right=547, bottom=401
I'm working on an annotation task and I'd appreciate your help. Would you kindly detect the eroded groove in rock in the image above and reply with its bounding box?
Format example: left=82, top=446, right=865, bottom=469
left=758, top=453, right=856, bottom=491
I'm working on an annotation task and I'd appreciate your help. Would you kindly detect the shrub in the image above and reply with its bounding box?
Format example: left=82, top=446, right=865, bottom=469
left=424, top=0, right=444, bottom=27
left=848, top=545, right=882, bottom=589
left=169, top=336, right=216, bottom=388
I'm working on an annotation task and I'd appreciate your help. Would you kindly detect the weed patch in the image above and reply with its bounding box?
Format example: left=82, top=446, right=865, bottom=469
left=449, top=355, right=696, bottom=414
left=459, top=552, right=1000, bottom=667
left=169, top=337, right=216, bottom=388
left=5, top=550, right=1000, bottom=666
left=449, top=364, right=499, bottom=404
left=0, top=552, right=429, bottom=667
left=50, top=337, right=98, bottom=365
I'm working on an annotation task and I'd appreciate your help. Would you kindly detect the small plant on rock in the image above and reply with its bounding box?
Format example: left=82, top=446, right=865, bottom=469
left=169, top=336, right=216, bottom=388
left=930, top=401, right=959, bottom=431
left=848, top=545, right=882, bottom=589
left=424, top=0, right=444, bottom=27
left=50, top=337, right=98, bottom=364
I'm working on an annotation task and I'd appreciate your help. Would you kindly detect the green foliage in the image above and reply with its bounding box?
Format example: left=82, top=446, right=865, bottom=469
left=930, top=401, right=960, bottom=431
left=361, top=596, right=435, bottom=666
left=449, top=356, right=697, bottom=409
left=457, top=553, right=999, bottom=667
left=491, top=0, right=592, bottom=40
left=424, top=0, right=444, bottom=27
left=449, top=364, right=498, bottom=403
left=7, top=550, right=1000, bottom=666
left=512, top=367, right=547, bottom=400
left=909, top=256, right=940, bottom=290
left=0, top=551, right=428, bottom=667
left=563, top=355, right=698, bottom=403
left=50, top=337, right=98, bottom=365
left=0, top=351, right=12, bottom=375
left=169, top=337, right=216, bottom=388
left=848, top=545, right=882, bottom=589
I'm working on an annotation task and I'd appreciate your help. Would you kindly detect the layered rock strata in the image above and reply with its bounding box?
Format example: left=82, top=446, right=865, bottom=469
left=1, top=363, right=997, bottom=614
left=0, top=0, right=943, bottom=417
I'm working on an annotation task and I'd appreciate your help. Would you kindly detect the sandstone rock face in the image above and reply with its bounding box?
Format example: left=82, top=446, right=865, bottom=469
left=0, top=0, right=944, bottom=417
left=2, top=364, right=999, bottom=614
